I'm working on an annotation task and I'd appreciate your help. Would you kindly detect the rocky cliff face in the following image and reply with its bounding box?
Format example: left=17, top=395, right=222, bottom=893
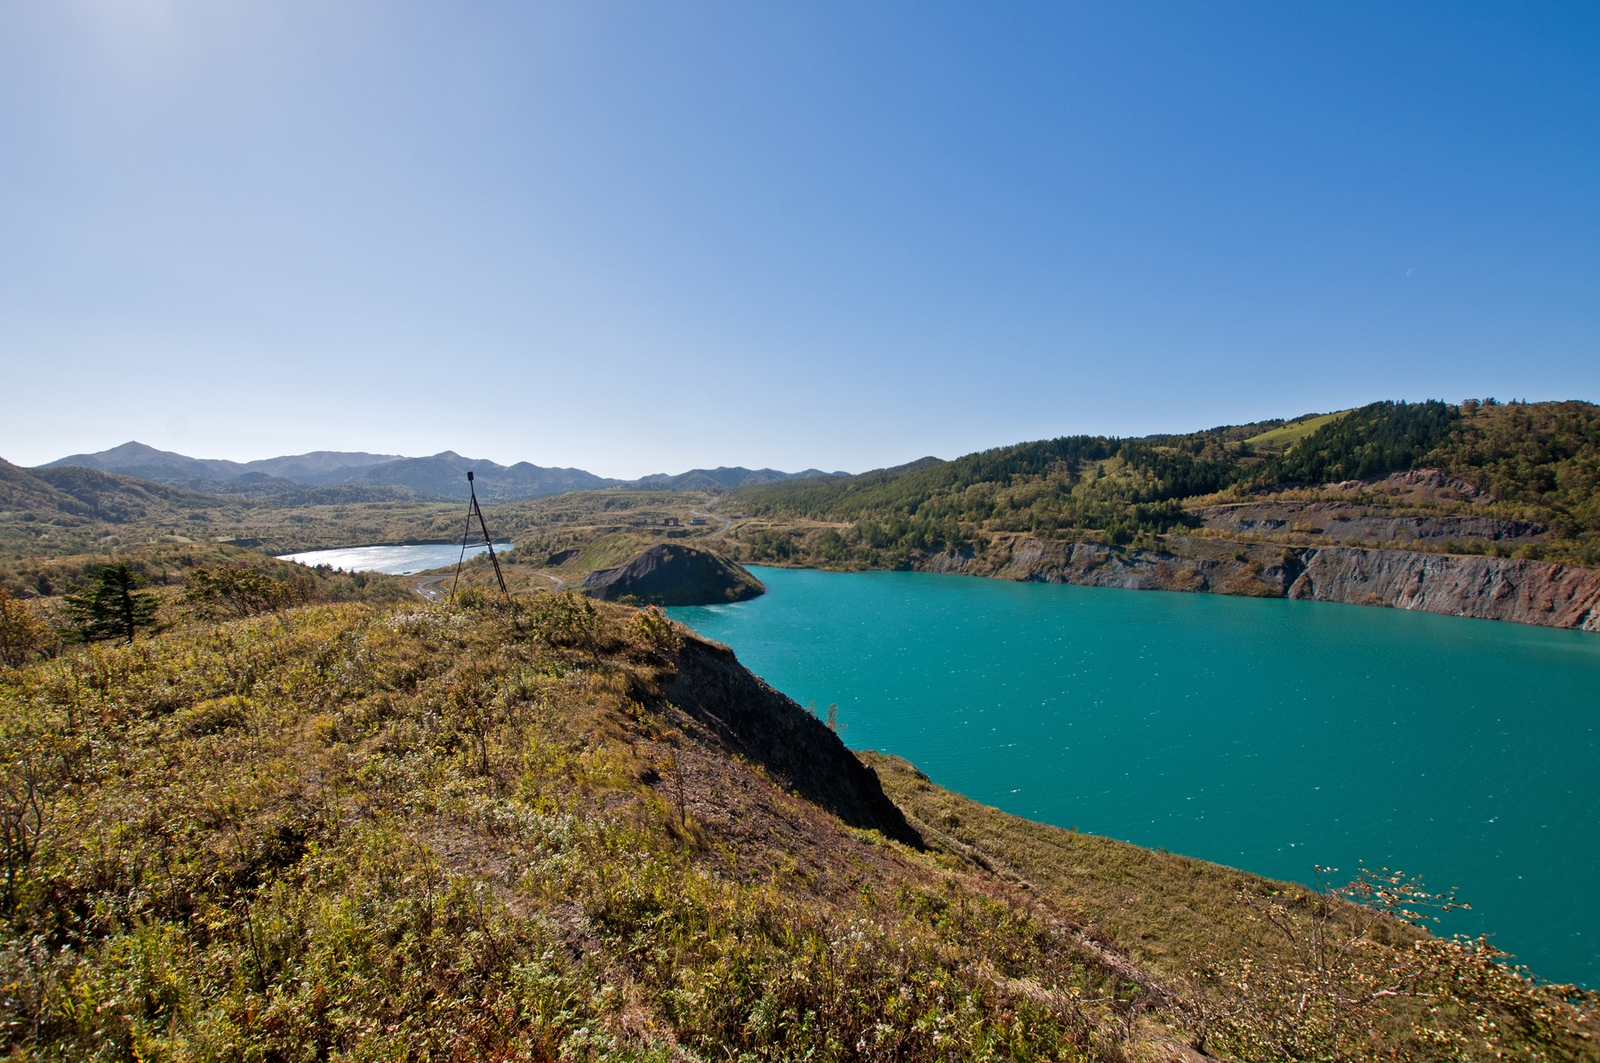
left=1286, top=548, right=1600, bottom=631
left=908, top=536, right=1600, bottom=632
left=1198, top=501, right=1544, bottom=547
left=911, top=536, right=1286, bottom=595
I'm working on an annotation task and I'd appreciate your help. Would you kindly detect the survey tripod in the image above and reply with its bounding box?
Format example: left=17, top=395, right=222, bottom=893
left=450, top=471, right=511, bottom=604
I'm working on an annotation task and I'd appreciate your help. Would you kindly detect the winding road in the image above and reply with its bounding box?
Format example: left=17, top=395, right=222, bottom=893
left=413, top=573, right=452, bottom=602
left=689, top=505, right=734, bottom=533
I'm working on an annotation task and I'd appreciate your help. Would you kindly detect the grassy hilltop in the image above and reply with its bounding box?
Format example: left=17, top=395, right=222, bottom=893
left=1, top=593, right=1594, bottom=1061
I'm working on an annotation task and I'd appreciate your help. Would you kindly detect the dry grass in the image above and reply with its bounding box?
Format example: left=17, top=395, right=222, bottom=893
left=0, top=596, right=1140, bottom=1060
left=0, top=593, right=1591, bottom=1061
left=866, top=752, right=1600, bottom=1061
left=866, top=753, right=1378, bottom=982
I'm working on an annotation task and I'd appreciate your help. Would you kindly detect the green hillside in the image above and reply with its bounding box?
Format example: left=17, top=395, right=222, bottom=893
left=1431, top=399, right=1600, bottom=541
left=728, top=399, right=1600, bottom=568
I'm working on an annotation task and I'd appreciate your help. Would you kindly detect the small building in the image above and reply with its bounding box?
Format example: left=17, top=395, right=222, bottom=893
left=689, top=517, right=707, bottom=526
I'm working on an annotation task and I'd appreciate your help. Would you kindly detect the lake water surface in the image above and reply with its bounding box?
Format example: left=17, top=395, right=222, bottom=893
left=277, top=542, right=512, bottom=575
left=668, top=566, right=1600, bottom=987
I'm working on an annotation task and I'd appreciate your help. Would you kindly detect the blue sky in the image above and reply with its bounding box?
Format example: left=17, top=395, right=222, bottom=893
left=2, top=2, right=1596, bottom=477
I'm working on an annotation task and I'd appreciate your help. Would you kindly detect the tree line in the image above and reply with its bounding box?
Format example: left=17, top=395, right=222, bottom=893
left=728, top=399, right=1600, bottom=566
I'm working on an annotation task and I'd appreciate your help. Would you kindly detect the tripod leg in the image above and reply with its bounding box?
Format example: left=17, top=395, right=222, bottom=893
left=472, top=490, right=512, bottom=604
left=449, top=494, right=476, bottom=603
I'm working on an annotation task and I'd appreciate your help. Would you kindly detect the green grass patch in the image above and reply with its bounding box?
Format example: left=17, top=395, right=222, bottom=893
left=1243, top=410, right=1351, bottom=450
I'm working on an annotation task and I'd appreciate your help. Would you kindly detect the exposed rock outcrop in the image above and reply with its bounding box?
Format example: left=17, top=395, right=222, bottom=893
left=904, top=536, right=1600, bottom=631
left=1382, top=467, right=1491, bottom=501
left=912, top=537, right=1251, bottom=593
left=580, top=542, right=765, bottom=606
left=1198, top=502, right=1543, bottom=546
left=1287, top=548, right=1600, bottom=631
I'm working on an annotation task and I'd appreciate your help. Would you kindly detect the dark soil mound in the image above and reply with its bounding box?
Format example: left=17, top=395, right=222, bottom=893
left=664, top=635, right=921, bottom=847
left=579, top=542, right=764, bottom=606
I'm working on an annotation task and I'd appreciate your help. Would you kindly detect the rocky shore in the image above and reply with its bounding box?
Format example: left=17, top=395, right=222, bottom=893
left=911, top=535, right=1600, bottom=632
left=1286, top=547, right=1600, bottom=630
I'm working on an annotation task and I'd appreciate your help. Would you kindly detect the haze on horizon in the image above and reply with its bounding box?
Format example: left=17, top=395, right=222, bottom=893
left=2, top=2, right=1596, bottom=479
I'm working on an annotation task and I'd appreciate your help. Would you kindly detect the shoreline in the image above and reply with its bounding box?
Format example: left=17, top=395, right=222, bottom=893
left=735, top=537, right=1600, bottom=633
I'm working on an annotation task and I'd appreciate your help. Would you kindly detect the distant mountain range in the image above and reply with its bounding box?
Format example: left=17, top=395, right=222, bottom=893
left=37, top=442, right=846, bottom=503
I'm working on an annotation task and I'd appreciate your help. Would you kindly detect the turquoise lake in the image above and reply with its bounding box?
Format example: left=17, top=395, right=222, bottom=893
left=668, top=566, right=1600, bottom=987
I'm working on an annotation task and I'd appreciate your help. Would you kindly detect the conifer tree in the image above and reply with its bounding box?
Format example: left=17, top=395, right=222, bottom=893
left=64, top=564, right=158, bottom=643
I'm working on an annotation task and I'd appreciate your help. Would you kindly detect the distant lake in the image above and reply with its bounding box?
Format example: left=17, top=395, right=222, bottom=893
left=276, top=542, right=513, bottom=575
left=669, top=566, right=1600, bottom=987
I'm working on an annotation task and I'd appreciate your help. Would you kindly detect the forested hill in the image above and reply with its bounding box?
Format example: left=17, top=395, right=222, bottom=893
left=728, top=399, right=1600, bottom=565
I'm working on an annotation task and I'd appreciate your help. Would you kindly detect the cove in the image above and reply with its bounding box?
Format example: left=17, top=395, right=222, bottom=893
left=668, top=566, right=1600, bottom=987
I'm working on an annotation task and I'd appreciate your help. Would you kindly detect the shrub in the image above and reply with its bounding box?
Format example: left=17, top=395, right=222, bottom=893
left=629, top=605, right=681, bottom=651
left=184, top=563, right=312, bottom=618
left=176, top=694, right=252, bottom=736
left=0, top=591, right=48, bottom=668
